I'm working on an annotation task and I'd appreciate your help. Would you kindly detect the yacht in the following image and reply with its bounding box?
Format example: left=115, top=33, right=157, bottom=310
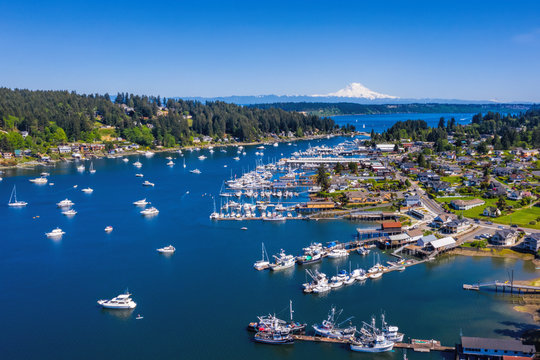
left=144, top=151, right=154, bottom=157
left=89, top=162, right=96, bottom=174
left=142, top=180, right=154, bottom=187
left=190, top=169, right=201, bottom=174
left=29, top=177, right=48, bottom=184
left=269, top=249, right=295, bottom=271
left=8, top=185, right=27, bottom=207
left=167, top=160, right=175, bottom=166
left=133, top=198, right=150, bottom=206
left=81, top=187, right=93, bottom=193
left=122, top=158, right=129, bottom=163
left=104, top=226, right=113, bottom=233
left=157, top=245, right=176, bottom=254
left=327, top=248, right=349, bottom=258
left=62, top=209, right=77, bottom=216
left=46, top=227, right=65, bottom=238
left=57, top=199, right=74, bottom=207
left=313, top=307, right=356, bottom=339
left=198, top=155, right=207, bottom=160
left=133, top=161, right=142, bottom=168
left=97, top=291, right=137, bottom=309
left=253, top=243, right=270, bottom=270
left=141, top=207, right=159, bottom=216
left=233, top=157, right=240, bottom=161
left=135, top=173, right=144, bottom=177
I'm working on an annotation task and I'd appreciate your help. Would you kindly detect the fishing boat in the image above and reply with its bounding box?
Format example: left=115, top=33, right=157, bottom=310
left=157, top=245, right=176, bottom=253
left=269, top=249, right=295, bottom=271
left=29, top=177, right=48, bottom=184
left=89, top=162, right=96, bottom=174
left=248, top=301, right=306, bottom=335
left=253, top=243, right=270, bottom=270
left=62, top=209, right=77, bottom=216
left=133, top=198, right=150, bottom=206
left=7, top=185, right=27, bottom=207
left=45, top=227, right=65, bottom=238
left=190, top=169, right=201, bottom=174
left=142, top=180, right=154, bottom=187
left=296, top=252, right=322, bottom=265
left=312, top=307, right=356, bottom=339
left=253, top=329, right=294, bottom=345
left=104, top=226, right=113, bottom=233
left=350, top=335, right=394, bottom=353
left=57, top=199, right=74, bottom=207
left=81, top=187, right=93, bottom=193
left=97, top=291, right=137, bottom=309
left=381, top=313, right=404, bottom=342
left=141, top=207, right=159, bottom=216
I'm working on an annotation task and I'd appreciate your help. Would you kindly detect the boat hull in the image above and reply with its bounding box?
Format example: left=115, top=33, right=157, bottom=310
left=350, top=343, right=394, bottom=352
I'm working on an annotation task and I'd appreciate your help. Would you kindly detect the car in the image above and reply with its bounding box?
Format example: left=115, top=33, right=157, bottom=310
left=474, top=235, right=483, bottom=240
left=511, top=224, right=518, bottom=228
left=485, top=221, right=493, bottom=225
left=517, top=228, right=524, bottom=232
left=498, top=226, right=505, bottom=229
left=474, top=219, right=480, bottom=223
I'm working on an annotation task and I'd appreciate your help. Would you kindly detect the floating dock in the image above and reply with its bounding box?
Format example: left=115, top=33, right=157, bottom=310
left=463, top=281, right=540, bottom=294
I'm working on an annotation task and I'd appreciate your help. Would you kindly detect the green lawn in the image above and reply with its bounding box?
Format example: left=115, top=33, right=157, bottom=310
left=494, top=206, right=540, bottom=229
left=435, top=196, right=520, bottom=218
left=441, top=176, right=462, bottom=185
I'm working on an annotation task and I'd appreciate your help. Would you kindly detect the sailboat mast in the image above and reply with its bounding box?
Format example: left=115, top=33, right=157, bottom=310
left=289, top=300, right=293, bottom=322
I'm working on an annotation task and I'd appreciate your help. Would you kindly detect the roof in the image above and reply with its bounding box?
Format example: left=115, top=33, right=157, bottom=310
left=495, top=229, right=517, bottom=239
left=461, top=336, right=535, bottom=353
left=406, top=229, right=423, bottom=238
left=382, top=221, right=402, bottom=229
left=388, top=233, right=410, bottom=241
left=452, top=199, right=485, bottom=206
left=430, top=236, right=456, bottom=249
left=419, top=234, right=437, bottom=244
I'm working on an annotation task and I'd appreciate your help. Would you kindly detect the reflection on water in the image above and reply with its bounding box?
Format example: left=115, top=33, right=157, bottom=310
left=100, top=308, right=134, bottom=320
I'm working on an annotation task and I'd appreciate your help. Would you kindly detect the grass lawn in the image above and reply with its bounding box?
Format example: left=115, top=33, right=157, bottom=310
left=494, top=206, right=540, bottom=229
left=435, top=196, right=520, bottom=218
left=441, top=176, right=462, bottom=185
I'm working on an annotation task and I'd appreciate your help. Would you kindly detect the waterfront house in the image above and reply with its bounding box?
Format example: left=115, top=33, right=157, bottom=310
left=427, top=236, right=456, bottom=251
left=386, top=233, right=411, bottom=246
left=450, top=198, right=485, bottom=211
left=432, top=214, right=455, bottom=228
left=417, top=234, right=437, bottom=247
left=482, top=206, right=501, bottom=218
left=490, top=229, right=518, bottom=246
left=523, top=233, right=540, bottom=252
left=58, top=145, right=71, bottom=154
left=442, top=218, right=470, bottom=234
left=458, top=336, right=535, bottom=359
left=406, top=229, right=424, bottom=242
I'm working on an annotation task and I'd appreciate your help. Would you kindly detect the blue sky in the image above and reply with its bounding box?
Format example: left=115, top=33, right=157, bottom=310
left=1, top=0, right=539, bottom=101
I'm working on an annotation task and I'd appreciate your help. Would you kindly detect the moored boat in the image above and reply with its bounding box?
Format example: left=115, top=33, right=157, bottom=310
left=97, top=291, right=137, bottom=309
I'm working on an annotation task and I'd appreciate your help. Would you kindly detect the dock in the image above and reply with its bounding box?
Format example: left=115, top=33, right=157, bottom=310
left=463, top=281, right=540, bottom=294
left=291, top=335, right=454, bottom=352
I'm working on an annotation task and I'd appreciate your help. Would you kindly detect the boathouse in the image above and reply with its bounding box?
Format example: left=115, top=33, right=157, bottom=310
left=381, top=221, right=402, bottom=233
left=458, top=336, right=535, bottom=359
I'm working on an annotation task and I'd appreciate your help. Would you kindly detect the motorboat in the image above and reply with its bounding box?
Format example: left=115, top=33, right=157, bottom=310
left=157, top=245, right=176, bottom=253
left=296, top=252, right=322, bottom=265
left=327, top=248, right=349, bottom=259
left=141, top=207, right=159, bottom=216
left=133, top=199, right=150, bottom=206
left=368, top=272, right=383, bottom=279
left=133, top=161, right=142, bottom=168
left=97, top=291, right=137, bottom=309
left=269, top=249, right=295, bottom=271
left=62, top=209, right=77, bottom=216
left=40, top=172, right=50, bottom=177
left=253, top=243, right=270, bottom=270
left=77, top=164, right=85, bottom=172
left=313, top=307, right=356, bottom=339
left=142, top=180, right=154, bottom=187
left=233, top=157, right=240, bottom=161
left=81, top=187, right=93, bottom=193
left=46, top=227, right=65, bottom=238
left=104, top=226, right=113, bottom=233
left=122, top=158, right=129, bottom=163
left=144, top=151, right=154, bottom=157
left=135, top=173, right=144, bottom=177
left=8, top=185, right=27, bottom=207
left=198, top=155, right=207, bottom=160
left=29, top=177, right=48, bottom=184
left=357, top=247, right=370, bottom=256
left=167, top=160, right=174, bottom=166
left=57, top=199, right=74, bottom=207
left=190, top=169, right=201, bottom=174
left=136, top=314, right=143, bottom=320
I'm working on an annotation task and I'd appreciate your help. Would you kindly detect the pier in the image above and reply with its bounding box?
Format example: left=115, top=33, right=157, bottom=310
left=462, top=281, right=540, bottom=294
left=291, top=335, right=455, bottom=352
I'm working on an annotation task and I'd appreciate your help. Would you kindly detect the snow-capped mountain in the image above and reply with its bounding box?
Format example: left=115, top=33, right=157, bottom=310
left=313, top=82, right=398, bottom=99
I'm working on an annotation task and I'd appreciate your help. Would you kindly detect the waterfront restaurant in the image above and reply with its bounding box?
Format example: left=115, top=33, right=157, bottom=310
left=459, top=336, right=535, bottom=359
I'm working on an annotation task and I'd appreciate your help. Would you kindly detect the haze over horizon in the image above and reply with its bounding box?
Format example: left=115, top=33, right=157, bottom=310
left=1, top=0, right=540, bottom=102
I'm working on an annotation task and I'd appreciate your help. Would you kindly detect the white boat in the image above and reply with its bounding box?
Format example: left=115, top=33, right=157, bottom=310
left=233, top=157, right=240, bottom=161
left=157, top=245, right=176, bottom=253
left=269, top=249, right=295, bottom=271
left=122, top=158, right=129, bottom=163
left=273, top=143, right=278, bottom=147
left=141, top=207, right=159, bottom=216
left=81, top=187, right=93, bottom=193
left=142, top=180, right=154, bottom=187
left=62, top=209, right=77, bottom=216
left=254, top=243, right=270, bottom=270
left=29, top=177, right=48, bottom=184
left=136, top=314, right=144, bottom=320
left=190, top=169, right=201, bottom=174
left=57, top=199, right=74, bottom=207
left=104, top=226, right=113, bottom=233
left=89, top=162, right=96, bottom=174
left=77, top=164, right=85, bottom=172
left=327, top=249, right=349, bottom=258
left=167, top=160, right=174, bottom=166
left=183, top=159, right=186, bottom=168
left=381, top=314, right=404, bottom=342
left=97, top=291, right=137, bottom=309
left=133, top=161, right=142, bottom=168
left=133, top=198, right=150, bottom=206
left=198, top=155, right=207, bottom=160
left=46, top=227, right=65, bottom=238
left=368, top=272, right=383, bottom=279
left=144, top=151, right=155, bottom=157
left=41, top=172, right=50, bottom=177
left=350, top=335, right=394, bottom=353
left=135, top=173, right=144, bottom=177
left=8, top=185, right=27, bottom=207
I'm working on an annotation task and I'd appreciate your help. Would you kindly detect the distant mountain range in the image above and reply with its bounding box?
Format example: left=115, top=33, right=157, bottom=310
left=180, top=83, right=534, bottom=106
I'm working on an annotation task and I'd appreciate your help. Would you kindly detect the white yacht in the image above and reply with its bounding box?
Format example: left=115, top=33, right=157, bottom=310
left=142, top=180, right=154, bottom=187
left=46, top=227, right=65, bottom=238
left=141, top=207, right=159, bottom=216
left=104, top=226, right=113, bottom=233
left=29, top=177, right=48, bottom=184
left=190, top=169, right=201, bottom=174
left=8, top=185, right=27, bottom=207
left=269, top=249, right=295, bottom=271
left=57, top=199, right=74, bottom=207
left=327, top=249, right=349, bottom=258
left=135, top=173, right=144, bottom=177
left=81, top=187, right=93, bottom=193
left=97, top=292, right=137, bottom=309
left=133, top=198, right=150, bottom=206
left=62, top=209, right=77, bottom=216
left=157, top=245, right=176, bottom=254
left=133, top=161, right=142, bottom=168
left=167, top=160, right=175, bottom=166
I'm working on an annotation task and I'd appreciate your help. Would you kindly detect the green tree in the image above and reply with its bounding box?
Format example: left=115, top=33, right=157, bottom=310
left=316, top=164, right=330, bottom=191
left=348, top=162, right=358, bottom=174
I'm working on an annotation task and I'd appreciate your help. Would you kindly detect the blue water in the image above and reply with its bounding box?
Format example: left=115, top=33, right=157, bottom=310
left=0, top=114, right=536, bottom=359
left=332, top=113, right=474, bottom=133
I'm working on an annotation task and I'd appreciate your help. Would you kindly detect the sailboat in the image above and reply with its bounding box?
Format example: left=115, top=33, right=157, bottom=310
left=8, top=185, right=27, bottom=207
left=183, top=158, right=186, bottom=168
left=253, top=243, right=270, bottom=270
left=89, top=162, right=96, bottom=174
